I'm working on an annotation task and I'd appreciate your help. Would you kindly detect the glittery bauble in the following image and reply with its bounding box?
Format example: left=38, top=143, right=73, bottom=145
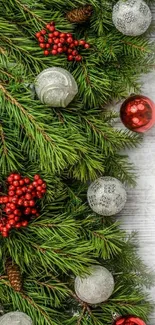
left=75, top=265, right=114, bottom=304
left=113, top=315, right=146, bottom=325
left=0, top=311, right=33, bottom=325
left=87, top=177, right=127, bottom=216
left=35, top=67, right=78, bottom=107
left=120, top=95, right=155, bottom=133
left=112, top=0, right=152, bottom=36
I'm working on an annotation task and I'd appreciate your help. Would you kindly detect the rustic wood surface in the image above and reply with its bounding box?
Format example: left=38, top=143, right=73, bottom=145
left=116, top=6, right=155, bottom=323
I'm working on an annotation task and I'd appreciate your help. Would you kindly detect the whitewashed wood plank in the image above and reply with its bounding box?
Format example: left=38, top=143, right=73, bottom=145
left=113, top=5, right=155, bottom=323
left=115, top=71, right=155, bottom=324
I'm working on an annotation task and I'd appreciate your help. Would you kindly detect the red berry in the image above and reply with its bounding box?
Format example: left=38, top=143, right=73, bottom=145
left=41, top=29, right=46, bottom=35
left=45, top=43, right=50, bottom=49
left=69, top=43, right=75, bottom=49
left=41, top=189, right=46, bottom=194
left=49, top=26, right=55, bottom=32
left=14, top=209, right=21, bottom=216
left=21, top=186, right=28, bottom=193
left=50, top=21, right=55, bottom=26
left=54, top=38, right=60, bottom=44
left=16, top=189, right=23, bottom=196
left=46, top=23, right=51, bottom=29
left=35, top=32, right=41, bottom=38
left=36, top=192, right=43, bottom=198
left=44, top=50, right=50, bottom=56
left=22, top=220, right=28, bottom=227
left=2, top=232, right=9, bottom=237
left=15, top=216, right=20, bottom=222
left=67, top=37, right=73, bottom=44
left=9, top=185, right=16, bottom=191
left=53, top=31, right=60, bottom=37
left=23, top=201, right=29, bottom=207
left=57, top=43, right=63, bottom=48
left=42, top=182, right=46, bottom=189
left=18, top=199, right=23, bottom=206
left=84, top=43, right=90, bottom=49
left=48, top=38, right=53, bottom=44
left=32, top=181, right=38, bottom=187
left=13, top=180, right=19, bottom=187
left=72, top=50, right=78, bottom=56
left=8, top=219, right=15, bottom=226
left=63, top=46, right=67, bottom=52
left=31, top=208, right=37, bottom=214
left=74, top=40, right=79, bottom=46
left=8, top=191, right=15, bottom=197
left=11, top=197, right=18, bottom=204
left=39, top=43, right=46, bottom=49
left=66, top=33, right=72, bottom=37
left=14, top=174, right=21, bottom=180
left=51, top=49, right=58, bottom=55
left=75, top=55, right=82, bottom=62
left=60, top=33, right=66, bottom=38
left=24, top=177, right=30, bottom=184
left=53, top=44, right=58, bottom=50
left=79, top=40, right=86, bottom=46
left=6, top=223, right=11, bottom=230
left=15, top=223, right=22, bottom=228
left=29, top=200, right=35, bottom=207
left=3, top=196, right=9, bottom=203
left=6, top=208, right=12, bottom=214
left=48, top=33, right=54, bottom=38
left=37, top=179, right=43, bottom=185
left=10, top=203, right=16, bottom=210
left=31, top=191, right=36, bottom=197
left=29, top=184, right=34, bottom=190
left=24, top=207, right=31, bottom=215
left=8, top=214, right=15, bottom=220
left=7, top=176, right=14, bottom=183
left=57, top=48, right=64, bottom=54
left=36, top=186, right=42, bottom=192
left=25, top=193, right=32, bottom=200
left=67, top=48, right=73, bottom=54
left=67, top=55, right=74, bottom=61
left=19, top=179, right=24, bottom=186
left=0, top=197, right=3, bottom=204
left=60, top=38, right=65, bottom=44
left=38, top=36, right=45, bottom=43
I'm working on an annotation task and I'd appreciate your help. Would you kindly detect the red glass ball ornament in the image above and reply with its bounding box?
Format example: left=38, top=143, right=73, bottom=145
left=120, top=95, right=155, bottom=133
left=113, top=315, right=146, bottom=325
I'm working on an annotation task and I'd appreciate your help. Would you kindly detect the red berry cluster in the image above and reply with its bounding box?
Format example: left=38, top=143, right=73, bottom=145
left=35, top=21, right=90, bottom=62
left=0, top=173, right=46, bottom=238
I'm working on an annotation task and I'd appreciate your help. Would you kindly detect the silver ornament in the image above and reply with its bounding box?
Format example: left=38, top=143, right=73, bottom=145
left=35, top=67, right=78, bottom=107
left=0, top=311, right=33, bottom=325
left=112, top=0, right=152, bottom=36
left=87, top=176, right=127, bottom=216
left=74, top=265, right=114, bottom=304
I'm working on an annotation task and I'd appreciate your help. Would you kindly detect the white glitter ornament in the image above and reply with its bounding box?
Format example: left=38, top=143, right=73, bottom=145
left=87, top=176, right=127, bottom=216
left=35, top=67, right=78, bottom=107
left=112, top=0, right=152, bottom=36
left=74, top=265, right=114, bottom=304
left=0, top=311, right=33, bottom=325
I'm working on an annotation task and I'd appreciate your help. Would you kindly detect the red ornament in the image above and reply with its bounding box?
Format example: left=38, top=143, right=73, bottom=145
left=113, top=315, right=146, bottom=325
left=120, top=95, right=155, bottom=133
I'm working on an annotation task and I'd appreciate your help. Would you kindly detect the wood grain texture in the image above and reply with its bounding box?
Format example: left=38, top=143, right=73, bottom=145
left=115, top=7, right=155, bottom=322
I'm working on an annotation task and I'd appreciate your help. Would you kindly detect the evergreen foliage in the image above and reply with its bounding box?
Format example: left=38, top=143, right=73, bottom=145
left=0, top=0, right=154, bottom=324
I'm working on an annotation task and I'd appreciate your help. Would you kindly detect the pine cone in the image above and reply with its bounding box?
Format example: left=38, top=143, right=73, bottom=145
left=66, top=5, right=93, bottom=24
left=6, top=259, right=22, bottom=292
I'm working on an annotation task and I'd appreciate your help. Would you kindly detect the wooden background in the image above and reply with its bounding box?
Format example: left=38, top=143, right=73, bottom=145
left=116, top=5, right=155, bottom=324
